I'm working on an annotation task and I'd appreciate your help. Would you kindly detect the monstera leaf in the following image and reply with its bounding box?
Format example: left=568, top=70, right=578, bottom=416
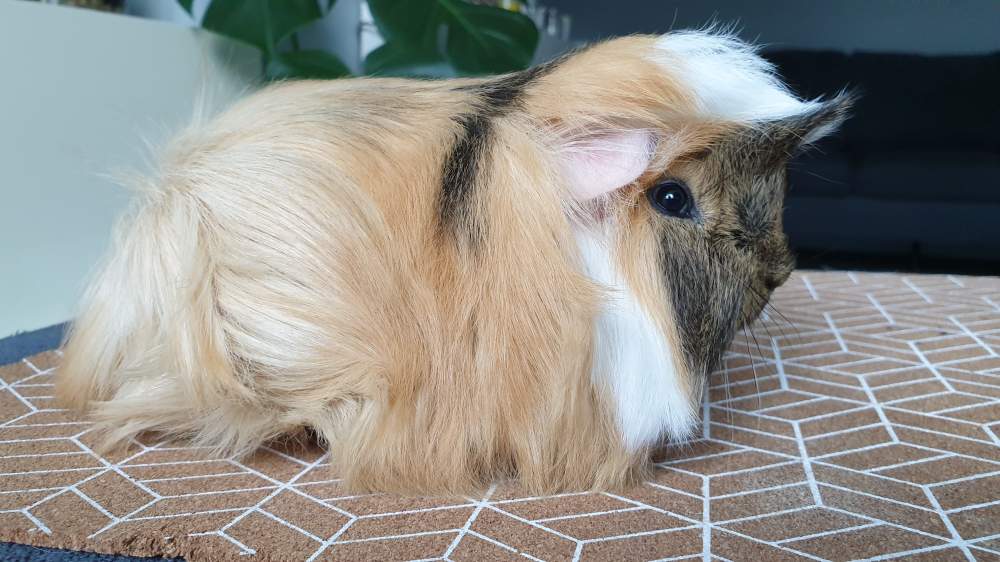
left=443, top=2, right=538, bottom=75
left=266, top=49, right=352, bottom=80
left=365, top=40, right=454, bottom=77
left=175, top=0, right=535, bottom=80
left=176, top=0, right=350, bottom=80
left=365, top=0, right=539, bottom=76
left=200, top=0, right=323, bottom=56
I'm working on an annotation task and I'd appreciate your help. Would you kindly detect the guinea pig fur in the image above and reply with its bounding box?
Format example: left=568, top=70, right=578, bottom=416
left=56, top=30, right=851, bottom=494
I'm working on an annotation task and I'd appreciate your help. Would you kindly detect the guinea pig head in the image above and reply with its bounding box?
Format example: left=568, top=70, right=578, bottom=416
left=552, top=54, right=852, bottom=449
left=647, top=96, right=853, bottom=386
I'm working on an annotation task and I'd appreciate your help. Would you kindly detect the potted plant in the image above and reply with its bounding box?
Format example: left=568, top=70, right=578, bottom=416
left=177, top=0, right=542, bottom=80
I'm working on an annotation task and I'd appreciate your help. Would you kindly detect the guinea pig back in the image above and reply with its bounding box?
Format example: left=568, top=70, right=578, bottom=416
left=56, top=30, right=851, bottom=494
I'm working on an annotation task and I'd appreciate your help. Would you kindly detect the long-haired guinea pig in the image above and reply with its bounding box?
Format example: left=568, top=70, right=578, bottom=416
left=56, top=30, right=850, bottom=494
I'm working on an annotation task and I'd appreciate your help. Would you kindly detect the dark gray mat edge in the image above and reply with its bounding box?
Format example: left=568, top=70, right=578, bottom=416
left=0, top=323, right=66, bottom=366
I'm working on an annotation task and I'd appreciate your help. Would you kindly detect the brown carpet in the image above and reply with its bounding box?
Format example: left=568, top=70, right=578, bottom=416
left=1, top=271, right=999, bottom=561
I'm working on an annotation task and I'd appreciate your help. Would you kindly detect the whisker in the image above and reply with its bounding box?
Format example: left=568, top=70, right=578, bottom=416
left=739, top=283, right=804, bottom=434
left=747, top=284, right=802, bottom=344
left=702, top=371, right=711, bottom=444
left=764, top=305, right=791, bottom=343
left=756, top=311, right=779, bottom=347
left=767, top=302, right=802, bottom=343
left=800, top=169, right=846, bottom=185
left=747, top=323, right=767, bottom=363
left=724, top=354, right=734, bottom=442
left=746, top=326, right=769, bottom=435
left=743, top=326, right=762, bottom=413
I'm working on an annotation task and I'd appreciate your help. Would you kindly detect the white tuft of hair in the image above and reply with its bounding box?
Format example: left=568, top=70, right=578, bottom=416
left=652, top=29, right=819, bottom=122
left=575, top=227, right=696, bottom=450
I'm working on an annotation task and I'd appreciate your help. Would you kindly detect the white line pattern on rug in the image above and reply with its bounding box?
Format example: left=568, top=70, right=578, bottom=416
left=0, top=271, right=998, bottom=561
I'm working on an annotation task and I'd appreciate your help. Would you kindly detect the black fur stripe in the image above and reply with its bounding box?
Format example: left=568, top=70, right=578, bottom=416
left=438, top=56, right=569, bottom=238
left=440, top=113, right=493, bottom=239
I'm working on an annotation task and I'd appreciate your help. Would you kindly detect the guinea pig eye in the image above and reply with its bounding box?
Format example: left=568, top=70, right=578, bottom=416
left=647, top=180, right=693, bottom=218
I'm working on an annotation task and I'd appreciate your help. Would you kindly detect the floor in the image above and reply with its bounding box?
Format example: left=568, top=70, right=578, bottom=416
left=0, top=271, right=998, bottom=561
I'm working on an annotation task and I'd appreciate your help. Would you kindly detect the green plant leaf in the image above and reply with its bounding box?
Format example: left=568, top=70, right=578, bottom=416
left=367, top=0, right=443, bottom=50
left=364, top=42, right=452, bottom=77
left=442, top=0, right=537, bottom=74
left=266, top=49, right=351, bottom=80
left=177, top=0, right=194, bottom=15
left=365, top=0, right=539, bottom=76
left=201, top=0, right=323, bottom=56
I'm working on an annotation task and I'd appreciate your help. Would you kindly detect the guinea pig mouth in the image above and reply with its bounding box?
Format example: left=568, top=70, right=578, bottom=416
left=741, top=279, right=780, bottom=326
left=739, top=301, right=759, bottom=323
left=740, top=262, right=793, bottom=326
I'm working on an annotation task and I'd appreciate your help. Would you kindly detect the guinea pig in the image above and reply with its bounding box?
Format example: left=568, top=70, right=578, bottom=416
left=56, top=30, right=850, bottom=494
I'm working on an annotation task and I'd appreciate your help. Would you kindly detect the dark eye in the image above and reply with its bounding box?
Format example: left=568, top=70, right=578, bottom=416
left=648, top=180, right=693, bottom=218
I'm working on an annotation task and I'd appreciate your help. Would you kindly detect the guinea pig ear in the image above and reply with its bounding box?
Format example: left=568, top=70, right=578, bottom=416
left=557, top=129, right=657, bottom=200
left=774, top=91, right=855, bottom=152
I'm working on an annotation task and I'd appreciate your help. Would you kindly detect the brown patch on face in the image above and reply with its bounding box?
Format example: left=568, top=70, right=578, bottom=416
left=633, top=97, right=852, bottom=386
left=658, top=143, right=794, bottom=380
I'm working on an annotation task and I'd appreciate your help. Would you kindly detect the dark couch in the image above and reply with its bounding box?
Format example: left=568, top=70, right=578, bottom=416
left=765, top=50, right=1000, bottom=269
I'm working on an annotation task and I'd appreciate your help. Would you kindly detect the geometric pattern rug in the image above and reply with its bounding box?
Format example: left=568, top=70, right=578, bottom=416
left=1, top=271, right=998, bottom=562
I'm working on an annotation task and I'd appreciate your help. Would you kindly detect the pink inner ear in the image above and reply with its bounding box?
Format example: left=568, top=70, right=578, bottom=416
left=559, top=130, right=655, bottom=200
